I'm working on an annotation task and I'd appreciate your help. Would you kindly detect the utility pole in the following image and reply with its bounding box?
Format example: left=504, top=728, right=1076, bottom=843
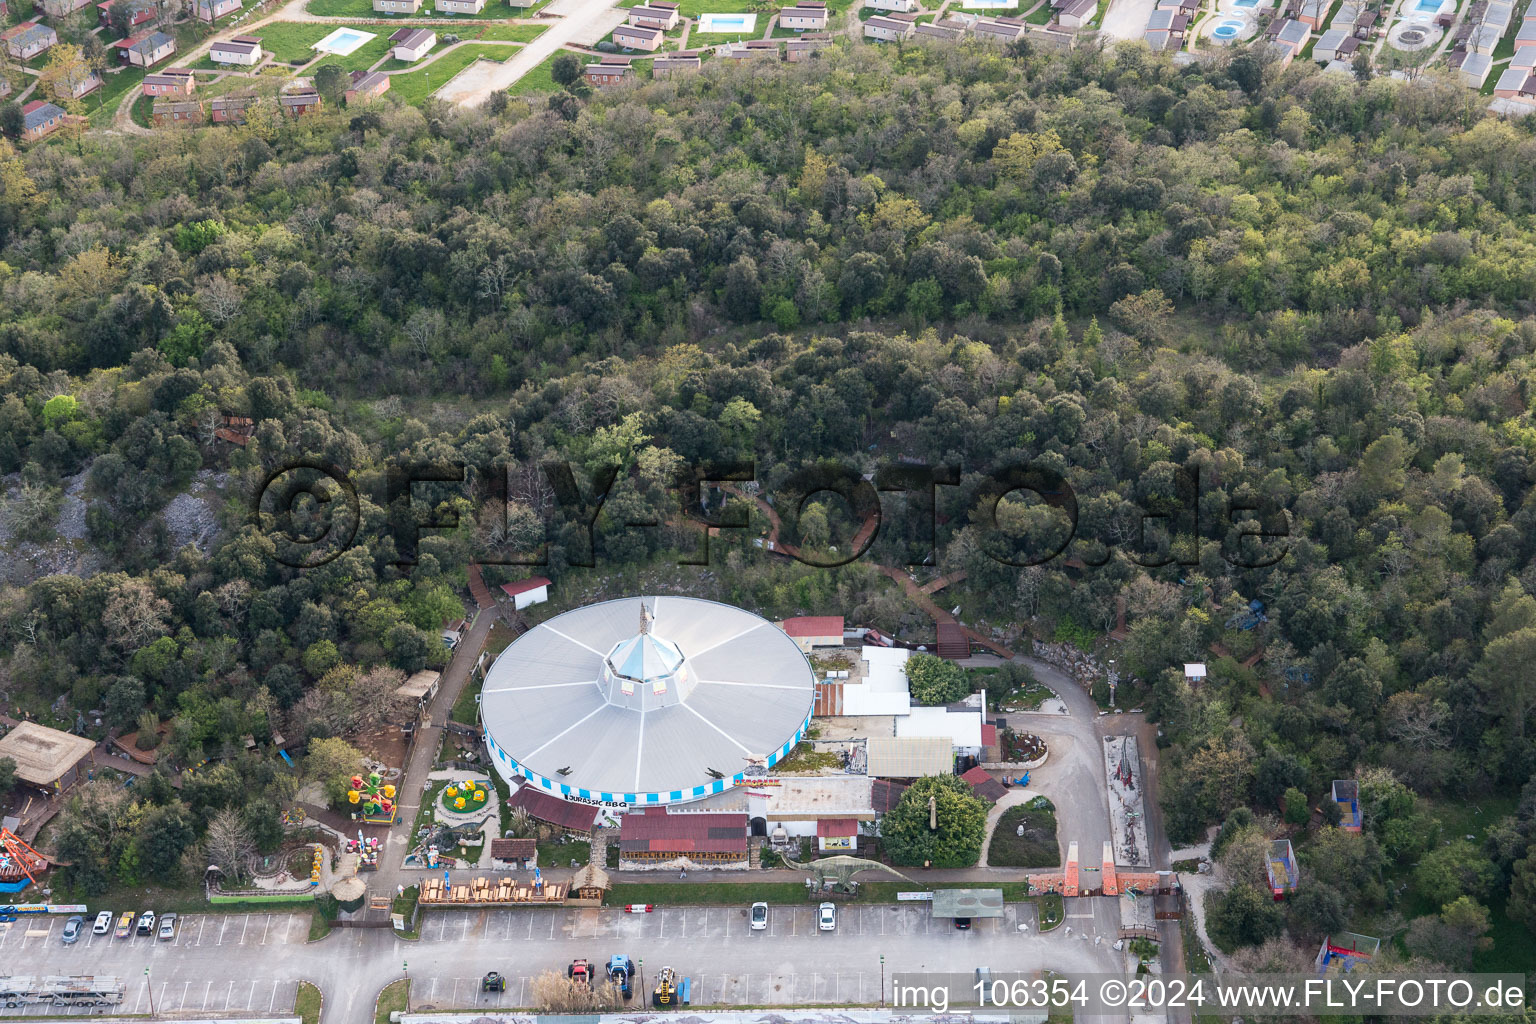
left=403, top=961, right=410, bottom=1015
left=638, top=958, right=644, bottom=1004
left=879, top=955, right=885, bottom=1008
left=145, top=967, right=155, bottom=1018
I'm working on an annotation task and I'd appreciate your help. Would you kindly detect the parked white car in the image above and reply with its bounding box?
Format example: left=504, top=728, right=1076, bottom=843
left=818, top=902, right=836, bottom=931
left=750, top=902, right=768, bottom=930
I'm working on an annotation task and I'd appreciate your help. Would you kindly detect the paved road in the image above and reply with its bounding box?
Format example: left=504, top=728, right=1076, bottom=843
left=438, top=0, right=627, bottom=105
left=1097, top=0, right=1156, bottom=39
left=2, top=901, right=1129, bottom=1023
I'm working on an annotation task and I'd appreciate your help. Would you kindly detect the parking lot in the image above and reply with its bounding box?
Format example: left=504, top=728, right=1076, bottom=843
left=1, top=900, right=1125, bottom=1022
left=0, top=912, right=309, bottom=1018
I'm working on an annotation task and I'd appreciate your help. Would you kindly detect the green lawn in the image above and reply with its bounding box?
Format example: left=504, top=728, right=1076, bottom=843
left=254, top=21, right=335, bottom=63
left=1025, top=1, right=1054, bottom=22
left=450, top=677, right=481, bottom=726
left=374, top=980, right=409, bottom=1024
left=305, top=0, right=544, bottom=17
left=986, top=798, right=1059, bottom=868
left=295, top=982, right=322, bottom=1024
left=464, top=21, right=546, bottom=39
left=388, top=41, right=513, bottom=101
left=607, top=880, right=1042, bottom=906
left=85, top=65, right=146, bottom=126
left=130, top=90, right=154, bottom=126
left=312, top=29, right=395, bottom=71
left=505, top=48, right=560, bottom=94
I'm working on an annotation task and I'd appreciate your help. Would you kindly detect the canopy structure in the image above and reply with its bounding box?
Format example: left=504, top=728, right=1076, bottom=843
left=481, top=596, right=816, bottom=808
left=930, top=888, right=1005, bottom=919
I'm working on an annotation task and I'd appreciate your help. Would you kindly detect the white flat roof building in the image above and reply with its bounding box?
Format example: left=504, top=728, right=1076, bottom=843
left=896, top=703, right=984, bottom=750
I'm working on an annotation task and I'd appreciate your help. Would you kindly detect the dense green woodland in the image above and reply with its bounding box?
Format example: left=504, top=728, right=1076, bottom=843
left=1, top=41, right=1536, bottom=967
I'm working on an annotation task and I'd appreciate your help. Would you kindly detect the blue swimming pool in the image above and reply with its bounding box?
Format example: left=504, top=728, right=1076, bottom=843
left=700, top=13, right=750, bottom=28
left=1413, top=0, right=1440, bottom=12
left=1231, top=0, right=1258, bottom=9
left=1212, top=19, right=1240, bottom=34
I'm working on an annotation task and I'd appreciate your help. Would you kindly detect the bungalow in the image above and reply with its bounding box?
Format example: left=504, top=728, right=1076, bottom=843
left=192, top=0, right=240, bottom=19
left=98, top=0, right=158, bottom=27
left=373, top=0, right=421, bottom=13
left=345, top=68, right=390, bottom=102
left=500, top=575, right=550, bottom=609
left=865, top=0, right=919, bottom=10
left=151, top=98, right=204, bottom=125
left=628, top=4, right=679, bottom=28
left=864, top=13, right=914, bottom=38
left=210, top=36, right=262, bottom=64
left=972, top=15, right=1026, bottom=40
left=720, top=38, right=778, bottom=56
left=210, top=91, right=257, bottom=123
left=438, top=0, right=486, bottom=14
left=506, top=0, right=536, bottom=9
left=1512, top=44, right=1536, bottom=68
left=612, top=22, right=663, bottom=49
left=1494, top=66, right=1536, bottom=100
left=1469, top=23, right=1502, bottom=53
left=115, top=29, right=176, bottom=67
left=55, top=64, right=103, bottom=99
left=2, top=21, right=57, bottom=60
left=1155, top=0, right=1196, bottom=11
left=1312, top=25, right=1348, bottom=59
left=38, top=0, right=92, bottom=18
left=785, top=34, right=830, bottom=56
left=19, top=99, right=65, bottom=141
left=1270, top=16, right=1308, bottom=62
left=1322, top=57, right=1353, bottom=73
left=389, top=26, right=435, bottom=60
left=1459, top=49, right=1492, bottom=86
left=583, top=58, right=633, bottom=86
left=652, top=53, right=702, bottom=73
left=1353, top=8, right=1377, bottom=35
left=279, top=89, right=321, bottom=115
left=143, top=68, right=195, bottom=95
left=1143, top=7, right=1186, bottom=47
left=1516, top=20, right=1536, bottom=52
left=1484, top=2, right=1513, bottom=32
left=1056, top=0, right=1095, bottom=27
left=1296, top=0, right=1327, bottom=28
left=780, top=1, right=828, bottom=29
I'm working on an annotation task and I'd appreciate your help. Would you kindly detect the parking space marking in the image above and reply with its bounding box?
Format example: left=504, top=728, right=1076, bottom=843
left=260, top=915, right=270, bottom=944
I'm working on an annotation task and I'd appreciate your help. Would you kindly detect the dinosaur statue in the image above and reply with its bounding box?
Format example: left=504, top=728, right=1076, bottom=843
left=780, top=853, right=916, bottom=894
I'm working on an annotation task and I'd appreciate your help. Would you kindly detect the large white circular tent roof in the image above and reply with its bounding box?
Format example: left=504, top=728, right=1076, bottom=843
left=481, top=596, right=816, bottom=807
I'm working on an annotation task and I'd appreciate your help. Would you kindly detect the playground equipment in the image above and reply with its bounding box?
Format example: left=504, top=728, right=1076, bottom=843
left=1332, top=780, right=1361, bottom=831
left=347, top=834, right=381, bottom=870
left=1012, top=772, right=1031, bottom=786
left=1316, top=932, right=1379, bottom=973
left=1266, top=838, right=1298, bottom=900
left=0, top=829, right=48, bottom=890
left=441, top=779, right=489, bottom=814
left=309, top=845, right=325, bottom=887
left=1225, top=599, right=1268, bottom=631
left=346, top=771, right=398, bottom=824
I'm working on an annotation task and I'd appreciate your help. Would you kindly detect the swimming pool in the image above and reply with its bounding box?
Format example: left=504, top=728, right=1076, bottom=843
left=697, top=11, right=757, bottom=30
left=962, top=0, right=1018, bottom=9
left=312, top=26, right=377, bottom=55
left=1231, top=0, right=1258, bottom=9
left=1413, top=0, right=1441, bottom=12
left=1211, top=17, right=1243, bottom=35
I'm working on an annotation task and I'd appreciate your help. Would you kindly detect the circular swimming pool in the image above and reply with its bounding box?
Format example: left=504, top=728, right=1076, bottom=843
left=1212, top=19, right=1242, bottom=36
